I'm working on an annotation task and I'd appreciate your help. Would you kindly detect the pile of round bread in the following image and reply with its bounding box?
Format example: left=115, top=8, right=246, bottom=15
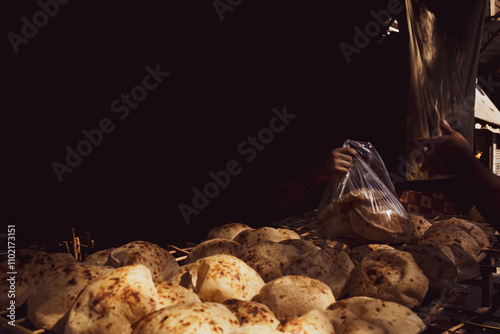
left=0, top=215, right=493, bottom=334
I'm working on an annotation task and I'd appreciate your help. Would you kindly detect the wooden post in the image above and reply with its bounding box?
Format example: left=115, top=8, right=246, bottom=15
left=480, top=256, right=494, bottom=308
left=71, top=228, right=78, bottom=260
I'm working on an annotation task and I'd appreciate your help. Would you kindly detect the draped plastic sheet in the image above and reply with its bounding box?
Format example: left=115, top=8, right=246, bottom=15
left=405, top=0, right=488, bottom=180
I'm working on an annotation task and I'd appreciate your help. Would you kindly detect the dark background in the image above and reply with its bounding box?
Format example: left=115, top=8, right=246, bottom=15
left=2, top=1, right=409, bottom=251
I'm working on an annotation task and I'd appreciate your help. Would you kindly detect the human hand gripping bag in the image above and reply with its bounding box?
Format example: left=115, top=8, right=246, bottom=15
left=317, top=140, right=411, bottom=245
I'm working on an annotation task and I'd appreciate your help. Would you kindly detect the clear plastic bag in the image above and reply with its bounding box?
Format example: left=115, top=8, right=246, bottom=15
left=318, top=140, right=411, bottom=244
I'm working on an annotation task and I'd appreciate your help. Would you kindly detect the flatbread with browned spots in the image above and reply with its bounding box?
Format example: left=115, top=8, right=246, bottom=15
left=155, top=281, right=201, bottom=309
left=233, top=227, right=288, bottom=249
left=222, top=299, right=280, bottom=329
left=253, top=275, right=335, bottom=322
left=205, top=223, right=253, bottom=241
left=434, top=218, right=490, bottom=249
left=407, top=214, right=432, bottom=243
left=284, top=248, right=355, bottom=298
left=418, top=225, right=480, bottom=257
left=326, top=296, right=425, bottom=334
left=279, top=309, right=335, bottom=334
left=84, top=248, right=114, bottom=266
left=349, top=249, right=429, bottom=308
left=27, top=263, right=113, bottom=332
left=184, top=239, right=243, bottom=264
left=131, top=302, right=240, bottom=334
left=181, top=254, right=265, bottom=303
left=104, top=240, right=179, bottom=282
left=65, top=264, right=158, bottom=334
left=240, top=241, right=300, bottom=282
left=0, top=249, right=75, bottom=308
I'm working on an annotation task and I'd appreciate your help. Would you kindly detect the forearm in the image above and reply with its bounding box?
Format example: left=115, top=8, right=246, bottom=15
left=460, top=156, right=500, bottom=231
left=270, top=147, right=355, bottom=213
left=272, top=167, right=325, bottom=211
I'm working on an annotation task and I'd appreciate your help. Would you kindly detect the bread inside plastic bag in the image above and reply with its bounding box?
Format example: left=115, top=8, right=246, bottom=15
left=318, top=140, right=411, bottom=245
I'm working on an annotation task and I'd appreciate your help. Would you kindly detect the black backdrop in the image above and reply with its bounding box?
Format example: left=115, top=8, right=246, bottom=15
left=2, top=1, right=409, bottom=251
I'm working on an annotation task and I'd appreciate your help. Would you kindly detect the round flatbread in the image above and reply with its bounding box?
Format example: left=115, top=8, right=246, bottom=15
left=83, top=248, right=114, bottom=266
left=350, top=203, right=410, bottom=244
left=326, top=296, right=426, bottom=334
left=467, top=220, right=496, bottom=244
left=279, top=309, right=335, bottom=334
left=312, top=239, right=350, bottom=252
left=445, top=245, right=481, bottom=281
left=240, top=241, right=300, bottom=282
left=205, top=223, right=253, bottom=241
left=185, top=254, right=265, bottom=303
left=169, top=262, right=201, bottom=290
left=65, top=264, right=158, bottom=334
left=104, top=240, right=179, bottom=282
left=131, top=302, right=240, bottom=334
left=407, top=214, right=432, bottom=243
left=399, top=244, right=459, bottom=292
left=253, top=275, right=335, bottom=322
left=435, top=218, right=490, bottom=249
left=0, top=249, right=75, bottom=308
left=350, top=244, right=395, bottom=266
left=222, top=299, right=280, bottom=329
left=318, top=201, right=352, bottom=239
left=284, top=248, right=355, bottom=298
left=275, top=228, right=301, bottom=240
left=319, top=188, right=411, bottom=244
left=155, top=281, right=201, bottom=309
left=234, top=326, right=284, bottom=334
left=27, top=263, right=113, bottom=332
left=233, top=227, right=288, bottom=249
left=279, top=239, right=321, bottom=254
left=349, top=249, right=429, bottom=308
left=184, top=239, right=243, bottom=264
left=419, top=225, right=480, bottom=257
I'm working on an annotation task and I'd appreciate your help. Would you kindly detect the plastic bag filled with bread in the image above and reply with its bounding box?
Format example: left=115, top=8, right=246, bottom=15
left=318, top=140, right=411, bottom=245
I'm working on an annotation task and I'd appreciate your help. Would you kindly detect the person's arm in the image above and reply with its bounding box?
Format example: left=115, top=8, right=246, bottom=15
left=271, top=147, right=356, bottom=211
left=411, top=119, right=500, bottom=230
left=458, top=150, right=500, bottom=227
